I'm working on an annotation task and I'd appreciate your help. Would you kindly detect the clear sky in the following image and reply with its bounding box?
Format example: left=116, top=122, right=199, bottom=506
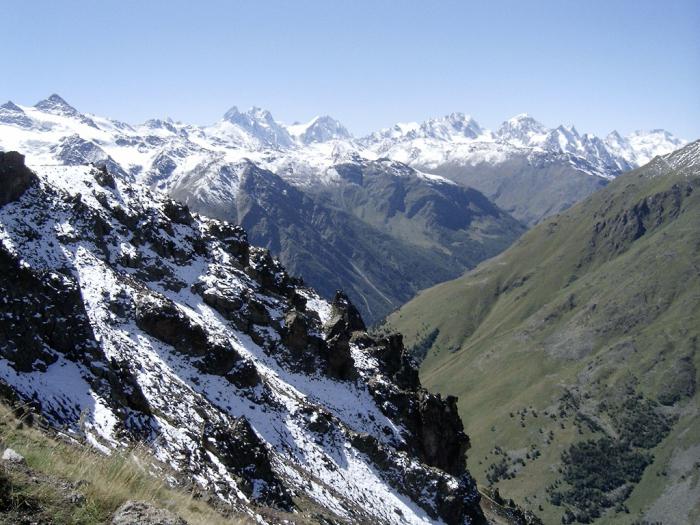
left=2, top=0, right=699, bottom=138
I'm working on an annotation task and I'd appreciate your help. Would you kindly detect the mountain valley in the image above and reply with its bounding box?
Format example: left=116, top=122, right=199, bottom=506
left=0, top=93, right=694, bottom=525
left=385, top=141, right=700, bottom=524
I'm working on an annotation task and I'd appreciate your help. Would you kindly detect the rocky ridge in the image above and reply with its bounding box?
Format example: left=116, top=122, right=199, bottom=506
left=0, top=152, right=483, bottom=524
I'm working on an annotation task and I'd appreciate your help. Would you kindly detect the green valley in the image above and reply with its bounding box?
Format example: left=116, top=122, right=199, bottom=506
left=385, top=141, right=700, bottom=524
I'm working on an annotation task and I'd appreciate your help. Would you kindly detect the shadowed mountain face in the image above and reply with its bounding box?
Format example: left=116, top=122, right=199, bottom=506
left=171, top=160, right=525, bottom=323
left=386, top=141, right=700, bottom=524
left=427, top=152, right=610, bottom=225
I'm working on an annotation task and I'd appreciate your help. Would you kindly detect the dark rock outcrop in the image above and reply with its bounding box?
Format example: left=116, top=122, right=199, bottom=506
left=0, top=246, right=99, bottom=373
left=322, top=291, right=362, bottom=380
left=0, top=151, right=37, bottom=207
left=134, top=295, right=258, bottom=385
left=201, top=419, right=293, bottom=510
left=93, top=163, right=116, bottom=189
left=162, top=199, right=193, bottom=225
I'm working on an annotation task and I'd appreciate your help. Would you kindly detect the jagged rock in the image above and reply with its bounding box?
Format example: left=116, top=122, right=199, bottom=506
left=416, top=392, right=469, bottom=476
left=326, top=290, right=366, bottom=334
left=200, top=286, right=243, bottom=317
left=162, top=199, right=193, bottom=225
left=370, top=334, right=420, bottom=391
left=348, top=431, right=483, bottom=525
left=300, top=406, right=335, bottom=435
left=112, top=203, right=140, bottom=229
left=242, top=294, right=271, bottom=326
left=134, top=295, right=256, bottom=383
left=206, top=222, right=249, bottom=265
left=0, top=151, right=37, bottom=207
left=245, top=248, right=292, bottom=296
left=1, top=448, right=25, bottom=465
left=111, top=501, right=187, bottom=525
left=134, top=296, right=210, bottom=355
left=97, top=358, right=152, bottom=415
left=0, top=247, right=99, bottom=372
left=290, top=291, right=307, bottom=311
left=364, top=376, right=469, bottom=476
left=281, top=309, right=325, bottom=373
left=322, top=291, right=363, bottom=380
left=201, top=419, right=293, bottom=510
left=92, top=163, right=116, bottom=188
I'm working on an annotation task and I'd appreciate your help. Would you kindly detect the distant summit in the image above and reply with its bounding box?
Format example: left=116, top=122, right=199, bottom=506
left=34, top=93, right=80, bottom=117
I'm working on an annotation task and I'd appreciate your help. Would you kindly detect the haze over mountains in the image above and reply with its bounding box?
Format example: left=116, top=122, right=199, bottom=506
left=0, top=95, right=684, bottom=323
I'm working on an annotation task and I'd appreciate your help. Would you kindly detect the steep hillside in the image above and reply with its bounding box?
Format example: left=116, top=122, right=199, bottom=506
left=386, top=142, right=700, bottom=524
left=0, top=151, right=486, bottom=524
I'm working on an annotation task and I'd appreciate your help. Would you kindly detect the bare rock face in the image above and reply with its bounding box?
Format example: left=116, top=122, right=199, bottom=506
left=111, top=501, right=187, bottom=525
left=323, top=291, right=363, bottom=380
left=93, top=163, right=116, bottom=188
left=201, top=418, right=293, bottom=509
left=0, top=151, right=37, bottom=207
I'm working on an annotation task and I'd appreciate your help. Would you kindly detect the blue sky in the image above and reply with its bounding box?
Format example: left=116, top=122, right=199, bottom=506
left=2, top=0, right=699, bottom=138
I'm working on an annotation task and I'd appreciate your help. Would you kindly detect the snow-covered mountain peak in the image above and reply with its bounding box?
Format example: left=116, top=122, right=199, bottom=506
left=289, top=115, right=352, bottom=144
left=544, top=125, right=582, bottom=151
left=0, top=101, right=23, bottom=113
left=34, top=93, right=80, bottom=117
left=420, top=112, right=484, bottom=140
left=143, top=118, right=178, bottom=133
left=605, top=128, right=686, bottom=167
left=223, top=105, right=274, bottom=125
left=0, top=94, right=689, bottom=193
left=606, top=130, right=624, bottom=142
left=497, top=113, right=547, bottom=147
left=220, top=105, right=294, bottom=148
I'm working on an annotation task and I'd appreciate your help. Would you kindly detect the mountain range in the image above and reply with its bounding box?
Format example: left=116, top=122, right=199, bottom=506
left=385, top=140, right=700, bottom=524
left=0, top=95, right=685, bottom=324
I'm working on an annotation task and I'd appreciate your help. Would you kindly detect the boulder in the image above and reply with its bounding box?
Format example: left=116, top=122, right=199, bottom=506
left=1, top=448, right=25, bottom=465
left=111, top=501, right=187, bottom=525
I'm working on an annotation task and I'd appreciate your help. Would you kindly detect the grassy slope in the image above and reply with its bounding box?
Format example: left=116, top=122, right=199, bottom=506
left=387, top=145, right=700, bottom=524
left=0, top=399, right=348, bottom=525
left=0, top=401, right=252, bottom=525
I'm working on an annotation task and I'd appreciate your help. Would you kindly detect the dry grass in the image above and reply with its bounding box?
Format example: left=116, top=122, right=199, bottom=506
left=0, top=402, right=251, bottom=524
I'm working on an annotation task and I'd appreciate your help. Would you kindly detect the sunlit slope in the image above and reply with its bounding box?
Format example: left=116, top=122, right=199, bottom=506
left=387, top=141, right=700, bottom=524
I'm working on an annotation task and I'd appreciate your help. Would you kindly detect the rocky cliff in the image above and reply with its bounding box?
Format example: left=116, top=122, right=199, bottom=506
left=0, top=152, right=483, bottom=524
